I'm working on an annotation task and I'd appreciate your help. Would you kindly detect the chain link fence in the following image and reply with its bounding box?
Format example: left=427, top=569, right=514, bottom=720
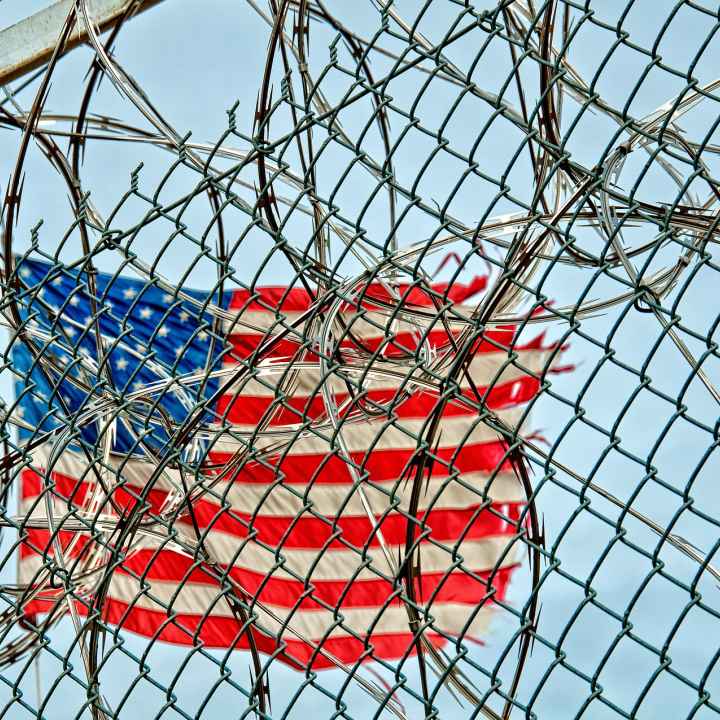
left=0, top=0, right=719, bottom=717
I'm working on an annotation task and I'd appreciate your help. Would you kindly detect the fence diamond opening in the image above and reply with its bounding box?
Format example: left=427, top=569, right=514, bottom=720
left=1, top=1, right=720, bottom=718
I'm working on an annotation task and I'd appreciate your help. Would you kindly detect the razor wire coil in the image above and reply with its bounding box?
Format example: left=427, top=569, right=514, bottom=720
left=0, top=1, right=719, bottom=718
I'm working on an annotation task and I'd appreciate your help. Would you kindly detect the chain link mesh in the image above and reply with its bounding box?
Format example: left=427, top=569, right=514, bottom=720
left=0, top=0, right=719, bottom=717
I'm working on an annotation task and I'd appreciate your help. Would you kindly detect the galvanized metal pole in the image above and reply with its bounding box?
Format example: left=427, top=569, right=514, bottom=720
left=0, top=0, right=167, bottom=85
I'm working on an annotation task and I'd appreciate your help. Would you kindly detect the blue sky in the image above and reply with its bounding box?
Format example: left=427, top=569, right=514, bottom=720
left=1, top=1, right=720, bottom=718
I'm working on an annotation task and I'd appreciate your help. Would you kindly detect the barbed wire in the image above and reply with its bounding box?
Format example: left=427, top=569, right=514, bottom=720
left=0, top=0, right=719, bottom=718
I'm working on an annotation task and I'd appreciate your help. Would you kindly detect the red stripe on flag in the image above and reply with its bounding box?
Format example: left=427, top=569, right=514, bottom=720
left=22, top=595, right=474, bottom=669
left=20, top=489, right=524, bottom=551
left=225, top=326, right=538, bottom=361
left=118, top=549, right=517, bottom=608
left=215, top=376, right=541, bottom=425
left=227, top=276, right=488, bottom=312
left=20, top=536, right=516, bottom=612
left=207, top=440, right=516, bottom=485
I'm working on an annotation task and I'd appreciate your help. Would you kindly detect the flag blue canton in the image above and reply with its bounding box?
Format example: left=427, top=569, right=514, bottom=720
left=12, top=258, right=227, bottom=456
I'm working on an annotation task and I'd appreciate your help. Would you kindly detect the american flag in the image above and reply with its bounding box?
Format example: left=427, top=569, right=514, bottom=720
left=11, top=257, right=557, bottom=669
